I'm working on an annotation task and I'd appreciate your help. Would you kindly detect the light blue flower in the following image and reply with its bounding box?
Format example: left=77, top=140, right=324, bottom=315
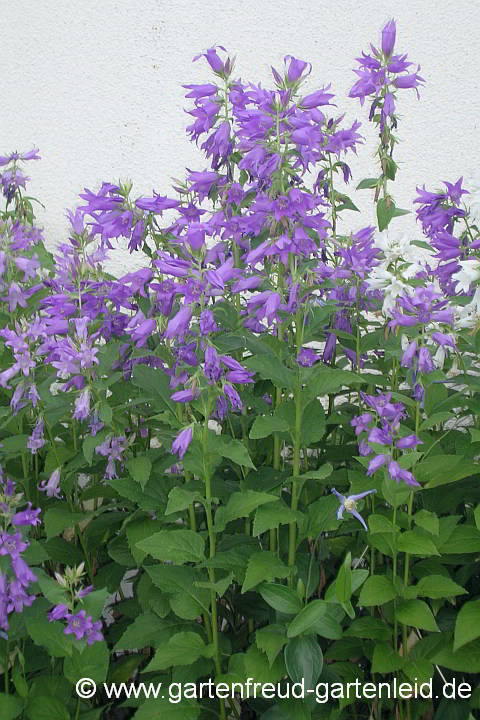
left=332, top=488, right=377, bottom=530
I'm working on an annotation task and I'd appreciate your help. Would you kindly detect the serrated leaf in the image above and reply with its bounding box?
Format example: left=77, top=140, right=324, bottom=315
left=253, top=500, right=301, bottom=536
left=0, top=694, right=24, bottom=720
left=439, top=524, right=480, bottom=553
left=146, top=565, right=211, bottom=617
left=244, top=355, right=295, bottom=391
left=64, top=642, right=109, bottom=686
left=115, top=611, right=183, bottom=651
left=395, top=600, right=439, bottom=633
left=413, top=510, right=439, bottom=536
left=242, top=552, right=292, bottom=593
left=126, top=456, right=152, bottom=489
left=454, top=600, right=480, bottom=651
left=256, top=624, right=289, bottom=667
left=43, top=507, right=92, bottom=541
left=145, top=632, right=210, bottom=672
left=358, top=576, right=397, bottom=606
left=211, top=435, right=256, bottom=469
left=25, top=618, right=74, bottom=658
left=415, top=575, right=467, bottom=599
left=137, top=529, right=205, bottom=564
left=214, top=490, right=277, bottom=532
left=372, top=643, right=405, bottom=673
left=396, top=530, right=440, bottom=556
left=195, top=572, right=233, bottom=598
left=165, top=487, right=204, bottom=515
left=249, top=414, right=290, bottom=439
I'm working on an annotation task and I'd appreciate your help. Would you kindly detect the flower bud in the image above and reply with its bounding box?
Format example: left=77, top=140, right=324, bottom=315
left=381, top=19, right=396, bottom=57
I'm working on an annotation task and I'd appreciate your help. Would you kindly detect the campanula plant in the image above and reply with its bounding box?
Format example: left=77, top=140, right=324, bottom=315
left=0, top=18, right=478, bottom=720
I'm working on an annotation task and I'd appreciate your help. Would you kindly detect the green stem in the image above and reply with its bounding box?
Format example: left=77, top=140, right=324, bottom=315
left=288, top=308, right=303, bottom=578
left=4, top=638, right=8, bottom=694
left=203, top=399, right=225, bottom=720
left=392, top=503, right=398, bottom=652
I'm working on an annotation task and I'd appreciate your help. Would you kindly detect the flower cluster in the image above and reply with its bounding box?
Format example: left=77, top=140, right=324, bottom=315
left=48, top=563, right=103, bottom=645
left=0, top=474, right=40, bottom=633
left=352, top=392, right=422, bottom=487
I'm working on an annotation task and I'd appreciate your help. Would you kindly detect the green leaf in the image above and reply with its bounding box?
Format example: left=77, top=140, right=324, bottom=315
left=368, top=514, right=398, bottom=534
left=430, top=638, right=480, bottom=672
left=345, top=617, right=392, bottom=641
left=377, top=197, right=396, bottom=232
left=396, top=530, right=440, bottom=556
left=214, top=490, right=277, bottom=532
left=115, top=611, right=185, bottom=651
left=44, top=507, right=91, bottom=541
left=136, top=529, right=205, bottom=564
left=356, top=178, right=379, bottom=190
left=132, top=364, right=178, bottom=416
left=454, top=600, right=480, bottom=651
left=253, top=500, right=301, bottom=536
left=372, top=643, right=405, bottom=674
left=195, top=572, right=233, bottom=598
left=64, top=642, right=109, bottom=685
left=475, top=504, right=480, bottom=531
left=0, top=694, right=24, bottom=720
left=413, top=510, right=439, bottom=535
left=392, top=207, right=411, bottom=217
left=358, top=576, right=397, bottom=606
left=126, top=517, right=165, bottom=565
left=165, top=487, right=204, bottom=515
left=335, top=195, right=360, bottom=213
left=33, top=568, right=67, bottom=605
left=25, top=697, right=68, bottom=720
left=244, top=644, right=286, bottom=684
left=249, top=415, right=290, bottom=439
left=395, top=600, right=439, bottom=633
left=284, top=636, right=323, bottom=687
left=244, top=355, right=295, bottom=391
left=439, top=524, right=480, bottom=553
left=287, top=600, right=328, bottom=638
left=301, top=400, right=326, bottom=444
left=145, top=631, right=209, bottom=672
left=256, top=624, right=288, bottom=667
left=25, top=618, right=74, bottom=658
left=415, top=575, right=467, bottom=599
left=402, top=658, right=434, bottom=685
left=304, top=368, right=362, bottom=399
left=335, top=552, right=352, bottom=604
left=419, top=412, right=454, bottom=431
left=258, top=583, right=303, bottom=615
left=416, top=455, right=479, bottom=488
left=126, top=456, right=152, bottom=489
left=0, top=435, right=29, bottom=454
left=146, top=565, right=211, bottom=617
left=211, top=435, right=256, bottom=469
left=242, top=552, right=292, bottom=593
left=98, top=400, right=113, bottom=425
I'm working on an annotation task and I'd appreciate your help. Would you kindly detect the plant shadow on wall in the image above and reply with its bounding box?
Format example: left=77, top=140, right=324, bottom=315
left=0, top=17, right=480, bottom=720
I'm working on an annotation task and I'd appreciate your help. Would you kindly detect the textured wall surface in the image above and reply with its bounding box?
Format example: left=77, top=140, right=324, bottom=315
left=1, top=0, right=479, bottom=275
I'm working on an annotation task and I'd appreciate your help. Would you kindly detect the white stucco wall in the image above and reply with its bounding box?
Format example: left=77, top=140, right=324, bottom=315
left=1, top=0, right=479, bottom=275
